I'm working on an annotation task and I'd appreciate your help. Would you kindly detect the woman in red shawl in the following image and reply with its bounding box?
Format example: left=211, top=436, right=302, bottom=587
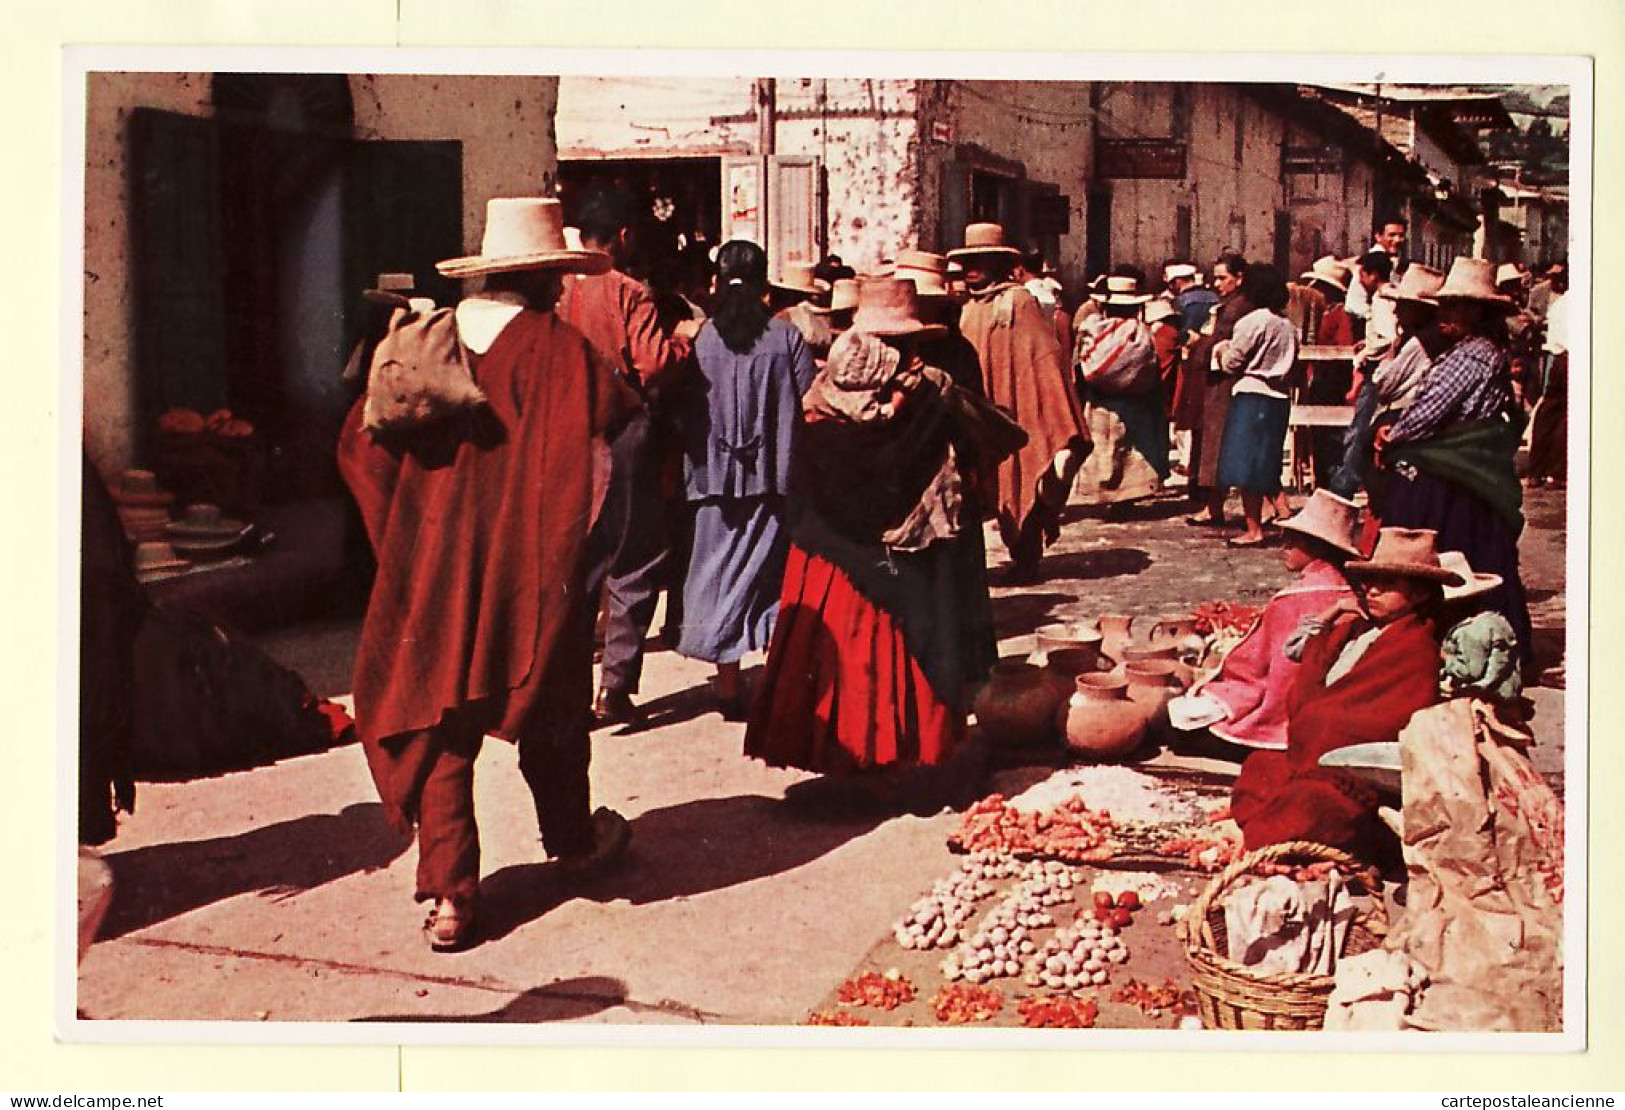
left=746, top=280, right=1025, bottom=793
left=1231, top=527, right=1455, bottom=862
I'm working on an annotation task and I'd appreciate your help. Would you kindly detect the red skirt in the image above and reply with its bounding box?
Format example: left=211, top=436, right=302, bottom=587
left=744, top=545, right=966, bottom=774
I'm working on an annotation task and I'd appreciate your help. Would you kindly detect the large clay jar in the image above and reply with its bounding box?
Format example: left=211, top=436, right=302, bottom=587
left=1124, top=659, right=1186, bottom=717
left=1059, top=672, right=1148, bottom=761
left=973, top=661, right=1062, bottom=749
left=1098, top=614, right=1136, bottom=668
left=1043, top=646, right=1105, bottom=705
left=1031, top=622, right=1104, bottom=667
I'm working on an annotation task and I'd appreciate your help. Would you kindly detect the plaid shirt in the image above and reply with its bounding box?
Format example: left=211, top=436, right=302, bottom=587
left=1386, top=336, right=1514, bottom=444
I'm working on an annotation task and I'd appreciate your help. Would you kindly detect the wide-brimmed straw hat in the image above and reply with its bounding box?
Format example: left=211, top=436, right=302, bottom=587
left=1300, top=255, right=1351, bottom=295
left=1163, top=262, right=1199, bottom=284
left=1092, top=275, right=1152, bottom=306
left=1439, top=550, right=1502, bottom=602
left=1385, top=263, right=1446, bottom=305
left=133, top=541, right=191, bottom=576
left=1432, top=257, right=1514, bottom=308
left=1278, top=489, right=1362, bottom=557
left=1495, top=263, right=1526, bottom=289
left=165, top=503, right=250, bottom=542
left=1345, top=527, right=1463, bottom=586
left=770, top=260, right=829, bottom=298
left=850, top=279, right=948, bottom=339
left=947, top=222, right=1021, bottom=260
left=826, top=278, right=861, bottom=315
left=892, top=249, right=953, bottom=299
left=437, top=198, right=613, bottom=279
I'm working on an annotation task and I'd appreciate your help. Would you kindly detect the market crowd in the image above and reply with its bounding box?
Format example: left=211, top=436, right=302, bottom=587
left=108, top=188, right=1566, bottom=952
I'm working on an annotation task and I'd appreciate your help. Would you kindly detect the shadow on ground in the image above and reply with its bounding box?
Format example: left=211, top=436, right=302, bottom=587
left=98, top=802, right=408, bottom=940
left=1026, top=547, right=1152, bottom=585
left=475, top=793, right=886, bottom=943
left=987, top=591, right=1075, bottom=640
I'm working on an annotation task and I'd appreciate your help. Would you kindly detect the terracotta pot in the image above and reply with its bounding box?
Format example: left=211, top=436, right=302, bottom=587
left=1124, top=659, right=1186, bottom=712
left=1149, top=615, right=1208, bottom=664
left=1059, top=672, right=1148, bottom=761
left=1097, top=613, right=1136, bottom=667
left=1043, top=646, right=1105, bottom=704
left=1030, top=622, right=1104, bottom=666
left=974, top=661, right=1062, bottom=749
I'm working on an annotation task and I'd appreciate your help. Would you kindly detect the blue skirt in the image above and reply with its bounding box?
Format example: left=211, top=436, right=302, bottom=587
left=1216, top=391, right=1290, bottom=495
left=678, top=495, right=787, bottom=664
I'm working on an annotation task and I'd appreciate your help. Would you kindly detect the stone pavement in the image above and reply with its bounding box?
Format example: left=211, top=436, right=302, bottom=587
left=75, top=485, right=1570, bottom=1026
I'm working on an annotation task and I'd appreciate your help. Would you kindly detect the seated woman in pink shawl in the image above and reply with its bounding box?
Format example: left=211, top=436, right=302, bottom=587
left=1168, top=490, right=1360, bottom=751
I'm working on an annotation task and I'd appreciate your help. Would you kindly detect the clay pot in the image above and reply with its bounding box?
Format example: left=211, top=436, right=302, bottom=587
left=1124, top=659, right=1187, bottom=714
left=973, top=661, right=1062, bottom=749
left=1043, top=646, right=1105, bottom=705
left=1149, top=615, right=1208, bottom=663
left=1097, top=613, right=1136, bottom=667
left=1030, top=622, right=1104, bottom=666
left=1059, top=672, right=1149, bottom=761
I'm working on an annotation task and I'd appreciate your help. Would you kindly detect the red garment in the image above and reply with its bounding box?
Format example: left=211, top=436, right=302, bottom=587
left=338, top=308, right=639, bottom=759
left=556, top=268, right=690, bottom=386
left=1317, top=304, right=1355, bottom=347
left=959, top=283, right=1089, bottom=537
left=1203, top=560, right=1353, bottom=751
left=744, top=545, right=966, bottom=774
left=1231, top=611, right=1439, bottom=858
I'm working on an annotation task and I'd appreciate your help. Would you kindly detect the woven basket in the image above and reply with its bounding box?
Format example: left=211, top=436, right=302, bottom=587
left=1178, top=840, right=1388, bottom=1031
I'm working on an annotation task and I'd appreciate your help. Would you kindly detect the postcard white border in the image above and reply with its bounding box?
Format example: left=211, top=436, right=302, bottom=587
left=58, top=44, right=1593, bottom=1053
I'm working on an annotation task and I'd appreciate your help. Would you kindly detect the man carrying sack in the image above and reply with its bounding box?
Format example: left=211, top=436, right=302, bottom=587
left=338, top=197, right=642, bottom=952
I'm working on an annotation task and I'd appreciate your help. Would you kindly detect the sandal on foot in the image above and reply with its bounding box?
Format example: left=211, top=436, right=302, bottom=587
left=1226, top=534, right=1268, bottom=548
left=1184, top=515, right=1227, bottom=528
left=423, top=896, right=477, bottom=952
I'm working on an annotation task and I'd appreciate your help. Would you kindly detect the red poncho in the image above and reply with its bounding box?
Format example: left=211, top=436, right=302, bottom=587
left=338, top=308, right=638, bottom=757
left=1231, top=611, right=1439, bottom=858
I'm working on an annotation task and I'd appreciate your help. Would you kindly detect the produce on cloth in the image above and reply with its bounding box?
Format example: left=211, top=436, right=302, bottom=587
left=1110, top=978, right=1198, bottom=1019
left=1018, top=994, right=1101, bottom=1029
left=941, top=862, right=1077, bottom=984
left=892, top=852, right=1017, bottom=950
left=835, top=970, right=917, bottom=1011
left=930, top=983, right=1004, bottom=1024
left=1024, top=913, right=1129, bottom=991
left=804, top=1009, right=870, bottom=1026
left=950, top=794, right=1124, bottom=862
left=1008, top=766, right=1208, bottom=825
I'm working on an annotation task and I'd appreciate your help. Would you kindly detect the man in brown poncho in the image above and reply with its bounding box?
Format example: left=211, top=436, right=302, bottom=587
left=338, top=198, right=641, bottom=952
left=949, top=223, right=1090, bottom=580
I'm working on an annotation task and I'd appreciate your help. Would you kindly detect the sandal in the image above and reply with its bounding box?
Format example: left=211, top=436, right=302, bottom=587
left=1226, top=534, right=1268, bottom=548
left=423, top=896, right=477, bottom=952
left=1184, top=515, right=1227, bottom=528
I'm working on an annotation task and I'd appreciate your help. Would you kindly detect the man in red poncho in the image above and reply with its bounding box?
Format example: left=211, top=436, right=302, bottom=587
left=338, top=197, right=642, bottom=951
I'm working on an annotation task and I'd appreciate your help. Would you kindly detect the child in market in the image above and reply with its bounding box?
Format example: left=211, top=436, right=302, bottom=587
left=1230, top=527, right=1454, bottom=861
left=1168, top=489, right=1360, bottom=753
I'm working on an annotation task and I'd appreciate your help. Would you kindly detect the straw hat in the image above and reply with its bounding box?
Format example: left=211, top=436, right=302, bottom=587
left=1439, top=550, right=1502, bottom=602
left=1163, top=262, right=1199, bottom=284
left=947, top=222, right=1021, bottom=260
left=850, top=279, right=948, bottom=339
left=827, top=278, right=861, bottom=314
left=1278, top=489, right=1362, bottom=557
left=111, top=469, right=175, bottom=509
left=1345, top=527, right=1463, bottom=585
left=1432, top=257, right=1514, bottom=308
left=1495, top=263, right=1525, bottom=289
left=1092, top=275, right=1152, bottom=306
left=165, top=503, right=250, bottom=542
left=1143, top=299, right=1182, bottom=328
left=363, top=272, right=419, bottom=307
left=1299, top=255, right=1351, bottom=295
left=770, top=260, right=829, bottom=297
left=892, top=249, right=953, bottom=299
left=437, top=198, right=613, bottom=279
left=1385, top=263, right=1446, bottom=305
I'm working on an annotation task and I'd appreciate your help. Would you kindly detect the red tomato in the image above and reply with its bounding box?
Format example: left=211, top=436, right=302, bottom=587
left=1093, top=892, right=1116, bottom=909
left=1117, top=891, right=1142, bottom=911
left=1093, top=905, right=1114, bottom=923
left=1111, top=907, right=1133, bottom=928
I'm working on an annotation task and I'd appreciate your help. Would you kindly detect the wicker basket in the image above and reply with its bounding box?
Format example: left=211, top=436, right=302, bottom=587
left=1178, top=840, right=1388, bottom=1031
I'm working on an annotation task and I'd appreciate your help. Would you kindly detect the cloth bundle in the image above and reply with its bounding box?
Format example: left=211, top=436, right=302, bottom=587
left=363, top=305, right=488, bottom=435
left=1223, top=871, right=1356, bottom=976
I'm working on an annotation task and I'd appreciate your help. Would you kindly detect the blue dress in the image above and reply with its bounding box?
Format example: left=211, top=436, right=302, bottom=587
left=677, top=318, right=816, bottom=664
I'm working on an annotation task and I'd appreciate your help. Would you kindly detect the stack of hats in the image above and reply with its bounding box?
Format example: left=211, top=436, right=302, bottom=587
left=133, top=541, right=192, bottom=583
left=110, top=469, right=177, bottom=543
left=164, top=503, right=252, bottom=560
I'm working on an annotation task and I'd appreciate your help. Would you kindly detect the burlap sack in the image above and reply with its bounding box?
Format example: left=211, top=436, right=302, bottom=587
left=363, top=305, right=487, bottom=434
left=1343, top=699, right=1564, bottom=1032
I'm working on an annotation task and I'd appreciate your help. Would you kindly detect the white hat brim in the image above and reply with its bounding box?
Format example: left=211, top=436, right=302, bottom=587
left=436, top=249, right=612, bottom=279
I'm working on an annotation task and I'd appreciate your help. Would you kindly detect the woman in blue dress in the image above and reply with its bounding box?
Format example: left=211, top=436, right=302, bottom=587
left=676, top=240, right=817, bottom=717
